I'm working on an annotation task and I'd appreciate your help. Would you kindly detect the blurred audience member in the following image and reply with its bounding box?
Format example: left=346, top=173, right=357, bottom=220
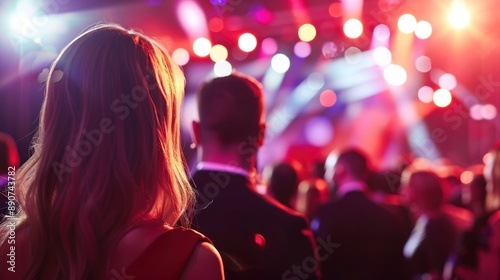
left=452, top=143, right=500, bottom=280
left=401, top=170, right=457, bottom=280
left=263, top=162, right=299, bottom=209
left=0, top=132, right=20, bottom=221
left=312, top=148, right=410, bottom=280
left=296, top=178, right=329, bottom=221
left=191, top=73, right=319, bottom=280
left=463, top=174, right=488, bottom=218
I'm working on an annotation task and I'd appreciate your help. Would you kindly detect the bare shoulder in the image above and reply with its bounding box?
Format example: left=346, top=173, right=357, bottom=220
left=179, top=242, right=224, bottom=280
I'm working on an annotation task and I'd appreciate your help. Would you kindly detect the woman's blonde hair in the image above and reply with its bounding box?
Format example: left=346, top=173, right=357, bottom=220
left=0, top=23, right=194, bottom=279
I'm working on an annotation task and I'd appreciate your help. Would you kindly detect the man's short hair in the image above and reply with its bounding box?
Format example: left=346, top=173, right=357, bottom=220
left=197, top=73, right=264, bottom=144
left=336, top=148, right=369, bottom=180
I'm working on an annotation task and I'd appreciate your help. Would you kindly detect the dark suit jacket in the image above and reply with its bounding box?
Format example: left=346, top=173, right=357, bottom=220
left=313, top=191, right=410, bottom=280
left=192, top=170, right=320, bottom=280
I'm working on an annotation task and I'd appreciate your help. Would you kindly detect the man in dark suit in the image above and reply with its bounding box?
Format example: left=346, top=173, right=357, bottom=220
left=312, top=149, right=410, bottom=280
left=191, top=73, right=321, bottom=280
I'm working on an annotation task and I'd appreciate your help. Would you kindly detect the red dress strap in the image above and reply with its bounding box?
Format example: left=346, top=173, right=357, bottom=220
left=124, top=227, right=212, bottom=280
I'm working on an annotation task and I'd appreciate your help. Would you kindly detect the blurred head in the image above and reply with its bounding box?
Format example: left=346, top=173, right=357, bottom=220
left=484, top=142, right=500, bottom=212
left=296, top=178, right=330, bottom=219
left=0, top=132, right=20, bottom=172
left=328, top=148, right=370, bottom=186
left=462, top=173, right=487, bottom=215
left=6, top=23, right=193, bottom=279
left=193, top=73, right=265, bottom=150
left=404, top=171, right=444, bottom=213
left=264, top=162, right=299, bottom=208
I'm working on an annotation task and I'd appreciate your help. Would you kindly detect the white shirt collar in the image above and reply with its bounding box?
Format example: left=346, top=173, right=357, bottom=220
left=196, top=162, right=251, bottom=178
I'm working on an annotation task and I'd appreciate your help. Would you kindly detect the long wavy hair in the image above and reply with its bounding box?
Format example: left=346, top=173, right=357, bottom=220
left=485, top=142, right=500, bottom=213
left=0, top=23, right=194, bottom=279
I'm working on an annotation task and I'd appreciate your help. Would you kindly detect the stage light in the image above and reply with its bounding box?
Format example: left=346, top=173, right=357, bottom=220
left=322, top=42, right=340, bottom=58
left=294, top=41, right=311, bottom=58
left=415, top=56, right=432, bottom=72
left=398, top=14, right=417, bottom=34
left=328, top=2, right=343, bottom=18
left=470, top=104, right=482, bottom=120
left=172, top=48, right=190, bottom=66
left=415, top=20, right=432, bottom=39
left=271, top=53, right=290, bottom=73
left=343, top=19, right=363, bottom=39
left=433, top=88, right=452, bottom=108
left=417, top=86, right=434, bottom=103
left=238, top=33, right=257, bottom=52
left=177, top=0, right=208, bottom=38
left=319, top=90, right=337, bottom=107
left=214, top=60, right=232, bottom=77
left=383, top=64, right=407, bottom=86
left=210, top=44, right=228, bottom=62
left=261, top=38, right=278, bottom=55
left=304, top=117, right=334, bottom=147
left=193, top=37, right=212, bottom=57
left=345, top=47, right=362, bottom=64
left=481, top=104, right=497, bottom=120
left=307, top=72, right=325, bottom=90
left=298, top=23, right=317, bottom=42
left=373, top=46, right=392, bottom=66
left=373, top=24, right=391, bottom=41
left=449, top=0, right=470, bottom=29
left=438, top=73, right=457, bottom=90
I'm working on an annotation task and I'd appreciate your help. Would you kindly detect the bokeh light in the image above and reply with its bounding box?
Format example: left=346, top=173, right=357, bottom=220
left=470, top=104, right=483, bottom=120
left=398, top=14, right=417, bottom=34
left=438, top=73, right=457, bottom=90
left=172, top=48, right=190, bottom=66
left=238, top=33, right=257, bottom=52
left=210, top=44, right=228, bottom=62
left=193, top=37, right=212, bottom=57
left=460, top=170, right=474, bottom=184
left=415, top=56, right=432, bottom=72
left=319, top=90, right=337, bottom=107
left=294, top=41, right=311, bottom=58
left=208, top=17, right=224, bottom=32
left=433, top=88, right=452, bottom=108
left=307, top=72, right=325, bottom=90
left=328, top=2, right=343, bottom=18
left=345, top=47, right=362, bottom=64
left=373, top=46, right=392, bottom=66
left=271, top=53, right=290, bottom=73
left=449, top=0, right=470, bottom=29
left=214, top=60, right=232, bottom=77
left=415, top=20, right=432, bottom=39
left=322, top=42, right=340, bottom=58
left=373, top=24, right=391, bottom=41
left=298, top=23, right=317, bottom=42
left=304, top=117, right=334, bottom=147
left=343, top=19, right=363, bottom=39
left=481, top=104, right=497, bottom=120
left=417, top=86, right=434, bottom=103
left=383, top=64, right=407, bottom=86
left=261, top=38, right=278, bottom=55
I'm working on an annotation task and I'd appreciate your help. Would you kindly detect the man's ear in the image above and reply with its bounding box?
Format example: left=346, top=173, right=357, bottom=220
left=256, top=123, right=266, bottom=147
left=192, top=120, right=201, bottom=145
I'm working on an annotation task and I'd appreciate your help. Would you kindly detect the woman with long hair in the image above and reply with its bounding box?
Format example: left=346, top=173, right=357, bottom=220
left=0, top=24, right=223, bottom=280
